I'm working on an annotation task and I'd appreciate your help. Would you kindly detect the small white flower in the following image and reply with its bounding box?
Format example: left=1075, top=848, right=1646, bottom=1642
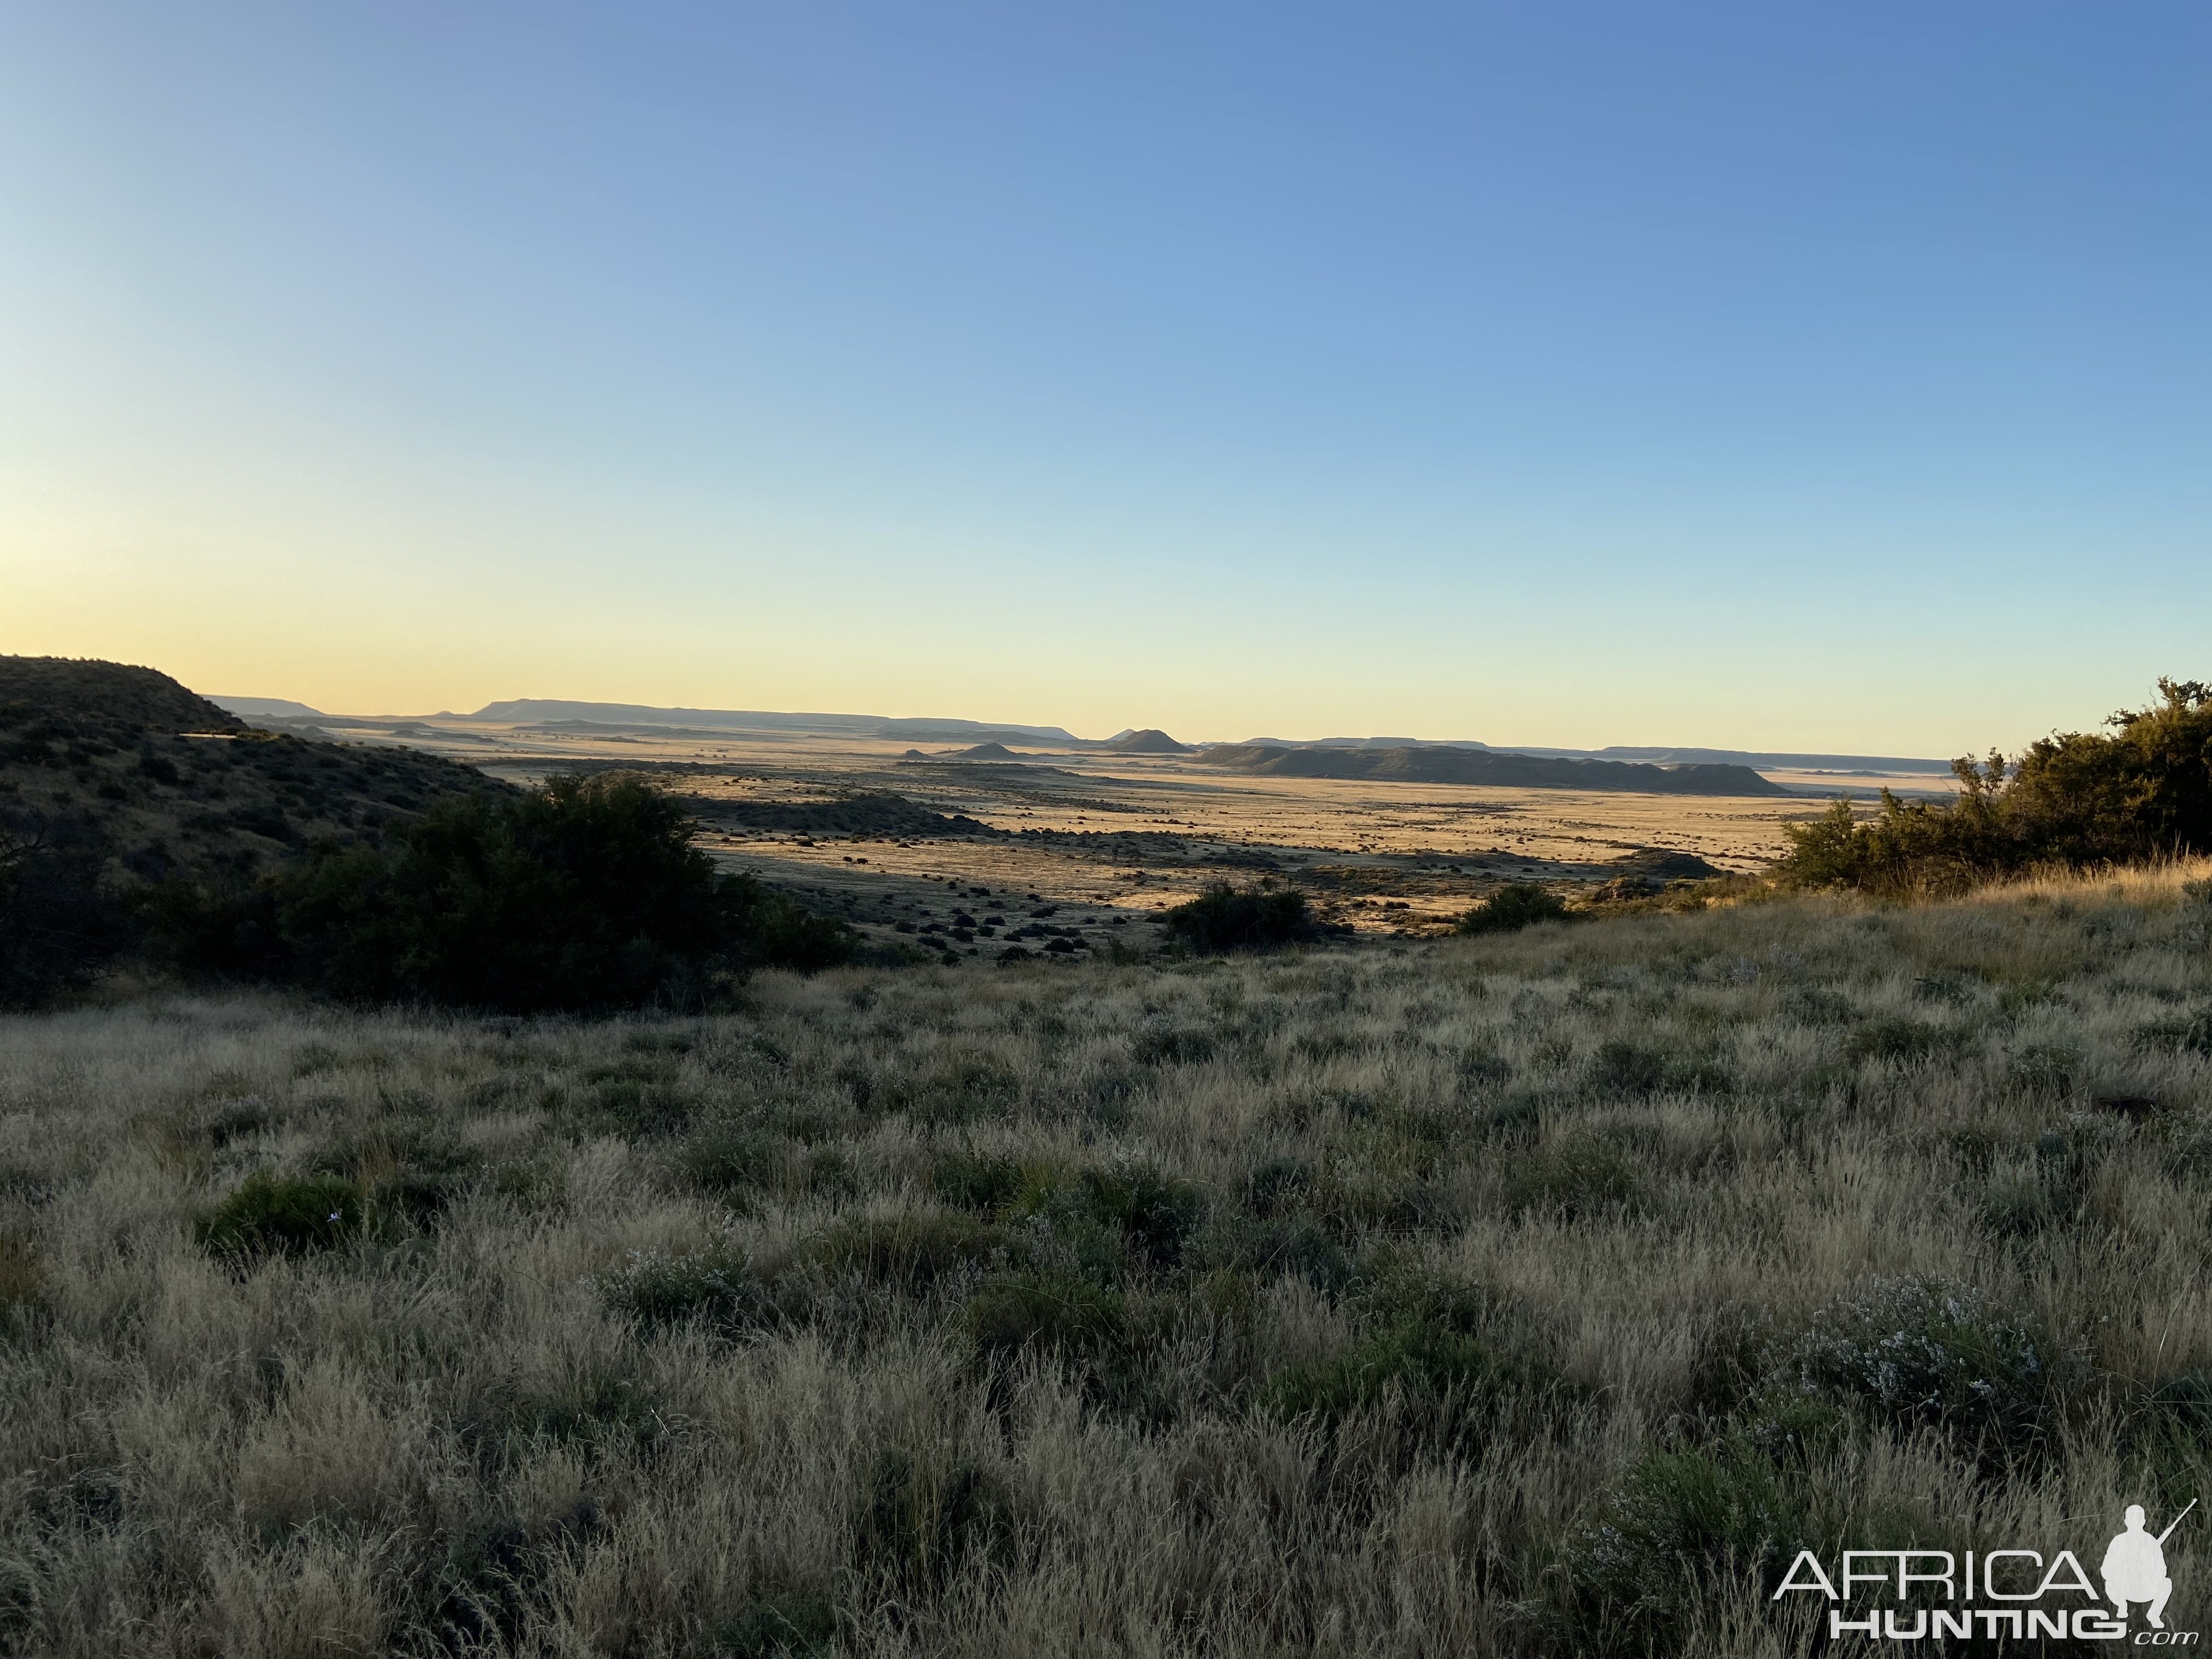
left=328, top=1212, right=341, bottom=1223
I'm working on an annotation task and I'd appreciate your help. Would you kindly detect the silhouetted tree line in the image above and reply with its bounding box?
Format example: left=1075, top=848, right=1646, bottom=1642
left=1778, top=678, right=2212, bottom=895
left=4, top=774, right=851, bottom=1011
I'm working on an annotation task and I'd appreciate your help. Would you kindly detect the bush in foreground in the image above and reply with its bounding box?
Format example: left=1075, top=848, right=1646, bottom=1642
left=161, top=774, right=853, bottom=1011
left=1778, top=676, right=2212, bottom=894
left=1778, top=1276, right=2062, bottom=1470
left=192, top=1172, right=365, bottom=1257
left=1161, top=883, right=1317, bottom=953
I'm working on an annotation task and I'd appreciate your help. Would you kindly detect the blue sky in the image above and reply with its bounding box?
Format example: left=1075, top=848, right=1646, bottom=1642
left=3, top=2, right=2206, bottom=752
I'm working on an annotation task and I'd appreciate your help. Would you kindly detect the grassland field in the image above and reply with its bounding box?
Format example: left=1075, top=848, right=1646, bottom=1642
left=4, top=861, right=2211, bottom=1656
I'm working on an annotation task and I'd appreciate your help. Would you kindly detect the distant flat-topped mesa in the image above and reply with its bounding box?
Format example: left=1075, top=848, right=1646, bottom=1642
left=1195, top=743, right=1787, bottom=796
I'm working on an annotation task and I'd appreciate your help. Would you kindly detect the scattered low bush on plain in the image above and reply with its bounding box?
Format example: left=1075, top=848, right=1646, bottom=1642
left=1456, top=879, right=1567, bottom=934
left=1161, top=881, right=1319, bottom=953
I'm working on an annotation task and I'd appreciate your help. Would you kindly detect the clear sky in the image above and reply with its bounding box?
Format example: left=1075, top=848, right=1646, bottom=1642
left=3, top=3, right=2206, bottom=753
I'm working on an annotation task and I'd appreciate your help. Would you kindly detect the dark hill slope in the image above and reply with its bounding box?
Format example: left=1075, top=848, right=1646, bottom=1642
left=1196, top=743, right=1786, bottom=797
left=1, top=657, right=507, bottom=896
left=1107, top=729, right=1193, bottom=754
left=0, top=656, right=246, bottom=736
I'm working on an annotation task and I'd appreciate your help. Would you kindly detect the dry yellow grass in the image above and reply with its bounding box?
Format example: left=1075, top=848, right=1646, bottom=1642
left=2, top=865, right=2209, bottom=1655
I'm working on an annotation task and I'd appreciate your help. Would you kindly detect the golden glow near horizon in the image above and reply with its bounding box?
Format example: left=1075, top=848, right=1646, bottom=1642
left=5, top=8, right=2204, bottom=761
left=0, top=535, right=2154, bottom=759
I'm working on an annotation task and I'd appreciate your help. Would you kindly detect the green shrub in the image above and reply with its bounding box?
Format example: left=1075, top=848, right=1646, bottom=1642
left=1260, top=1318, right=1531, bottom=1450
left=1841, top=1015, right=1947, bottom=1064
left=1071, top=1161, right=1207, bottom=1269
left=1163, top=883, right=1317, bottom=953
left=599, top=1246, right=798, bottom=1333
left=966, top=1269, right=1126, bottom=1361
left=1197, top=1211, right=1358, bottom=1293
left=677, top=1125, right=780, bottom=1200
left=1777, top=1277, right=2062, bottom=1469
left=1776, top=678, right=2212, bottom=893
left=257, top=774, right=853, bottom=1012
left=193, top=1171, right=365, bottom=1257
left=930, top=1152, right=1023, bottom=1214
left=805, top=1211, right=1002, bottom=1287
left=880, top=1053, right=1022, bottom=1125
left=1507, top=1132, right=1640, bottom=1218
left=1555, top=1437, right=1816, bottom=1654
left=1455, top=882, right=1566, bottom=935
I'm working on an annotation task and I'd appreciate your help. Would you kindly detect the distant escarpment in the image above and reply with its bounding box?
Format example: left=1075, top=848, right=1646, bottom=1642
left=1195, top=743, right=1786, bottom=797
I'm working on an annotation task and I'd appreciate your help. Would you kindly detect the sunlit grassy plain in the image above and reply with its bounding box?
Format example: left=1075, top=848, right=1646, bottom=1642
left=5, top=862, right=2212, bottom=1657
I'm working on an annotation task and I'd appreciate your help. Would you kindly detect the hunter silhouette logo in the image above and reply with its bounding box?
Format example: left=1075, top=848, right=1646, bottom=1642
left=2106, top=1501, right=2193, bottom=1630
left=1774, top=1499, right=2199, bottom=1643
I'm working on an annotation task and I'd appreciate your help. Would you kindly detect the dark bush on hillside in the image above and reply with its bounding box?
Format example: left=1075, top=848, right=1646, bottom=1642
left=1161, top=883, right=1317, bottom=953
left=0, top=823, right=134, bottom=1008
left=1779, top=677, right=2212, bottom=894
left=1455, top=882, right=1566, bottom=935
left=165, top=774, right=853, bottom=1011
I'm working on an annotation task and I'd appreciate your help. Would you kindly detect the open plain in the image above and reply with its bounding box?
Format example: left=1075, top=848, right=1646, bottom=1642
left=248, top=712, right=1942, bottom=949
